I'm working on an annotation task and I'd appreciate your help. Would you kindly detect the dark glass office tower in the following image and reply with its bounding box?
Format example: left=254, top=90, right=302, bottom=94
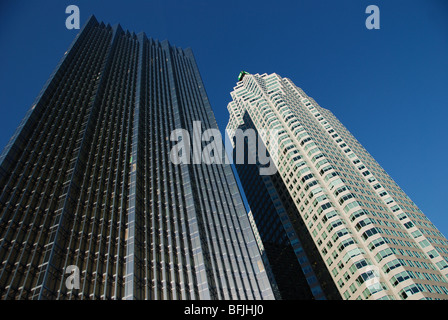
left=0, top=16, right=274, bottom=300
left=233, top=115, right=341, bottom=300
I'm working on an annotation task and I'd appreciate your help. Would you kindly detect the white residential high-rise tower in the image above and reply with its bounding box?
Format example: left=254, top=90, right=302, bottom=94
left=226, top=72, right=448, bottom=300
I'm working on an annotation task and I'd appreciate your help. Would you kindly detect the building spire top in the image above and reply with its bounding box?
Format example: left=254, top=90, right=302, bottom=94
left=238, top=70, right=249, bottom=82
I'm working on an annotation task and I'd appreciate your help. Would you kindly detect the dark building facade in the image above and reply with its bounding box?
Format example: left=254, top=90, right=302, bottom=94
left=0, top=16, right=274, bottom=300
left=232, top=114, right=341, bottom=300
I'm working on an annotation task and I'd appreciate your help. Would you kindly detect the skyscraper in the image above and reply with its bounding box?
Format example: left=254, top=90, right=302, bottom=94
left=0, top=16, right=274, bottom=300
left=226, top=72, right=448, bottom=300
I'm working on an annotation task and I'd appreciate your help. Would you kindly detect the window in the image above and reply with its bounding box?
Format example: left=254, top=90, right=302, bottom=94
left=399, top=284, right=422, bottom=299
left=361, top=227, right=380, bottom=242
left=390, top=271, right=411, bottom=287
left=375, top=248, right=395, bottom=262
left=403, top=221, right=414, bottom=229
left=427, top=249, right=439, bottom=259
left=382, top=260, right=402, bottom=274
left=343, top=290, right=351, bottom=299
left=419, top=239, right=430, bottom=248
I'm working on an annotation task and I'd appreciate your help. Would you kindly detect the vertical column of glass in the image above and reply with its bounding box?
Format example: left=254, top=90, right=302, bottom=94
left=172, top=49, right=274, bottom=300
left=142, top=38, right=155, bottom=300
left=158, top=42, right=172, bottom=299
left=169, top=46, right=220, bottom=299
left=163, top=42, right=201, bottom=300
left=25, top=22, right=110, bottom=300
left=146, top=40, right=160, bottom=300
left=158, top=41, right=181, bottom=300
left=153, top=42, right=166, bottom=299
left=32, top=22, right=119, bottom=300
left=123, top=32, right=143, bottom=300
left=192, top=50, right=273, bottom=300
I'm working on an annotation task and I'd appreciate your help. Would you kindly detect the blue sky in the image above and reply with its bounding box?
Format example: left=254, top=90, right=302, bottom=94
left=1, top=0, right=447, bottom=237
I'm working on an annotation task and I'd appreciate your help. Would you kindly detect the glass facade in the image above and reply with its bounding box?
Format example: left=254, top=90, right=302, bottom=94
left=227, top=72, right=448, bottom=300
left=0, top=16, right=274, bottom=300
left=232, top=114, right=341, bottom=300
